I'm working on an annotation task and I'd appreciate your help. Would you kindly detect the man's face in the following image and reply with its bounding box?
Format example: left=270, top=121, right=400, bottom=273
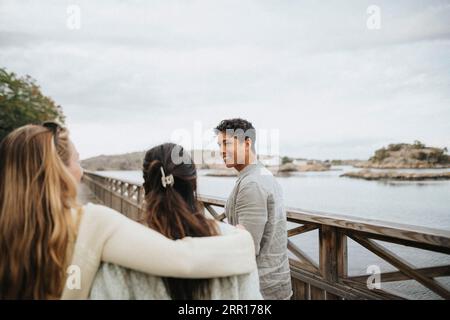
left=217, top=132, right=248, bottom=168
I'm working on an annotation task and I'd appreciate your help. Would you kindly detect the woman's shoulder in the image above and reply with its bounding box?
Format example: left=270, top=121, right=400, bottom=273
left=81, top=202, right=127, bottom=224
left=83, top=202, right=119, bottom=215
left=215, top=221, right=236, bottom=235
left=76, top=203, right=129, bottom=242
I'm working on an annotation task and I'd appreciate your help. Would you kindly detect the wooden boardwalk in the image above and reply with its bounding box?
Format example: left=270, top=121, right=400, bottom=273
left=81, top=170, right=450, bottom=300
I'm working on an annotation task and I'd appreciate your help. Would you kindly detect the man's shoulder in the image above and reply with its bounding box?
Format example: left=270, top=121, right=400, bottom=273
left=240, top=165, right=277, bottom=191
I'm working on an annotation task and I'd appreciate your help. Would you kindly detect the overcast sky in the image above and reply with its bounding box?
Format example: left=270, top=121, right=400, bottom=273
left=1, top=0, right=449, bottom=160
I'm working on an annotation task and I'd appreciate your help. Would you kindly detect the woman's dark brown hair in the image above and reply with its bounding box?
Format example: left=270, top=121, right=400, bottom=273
left=142, top=143, right=218, bottom=300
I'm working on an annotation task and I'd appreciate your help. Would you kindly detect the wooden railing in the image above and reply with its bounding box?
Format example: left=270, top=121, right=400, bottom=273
left=82, top=170, right=450, bottom=300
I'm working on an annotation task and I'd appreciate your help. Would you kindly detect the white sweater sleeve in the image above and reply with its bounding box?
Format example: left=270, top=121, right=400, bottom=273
left=96, top=204, right=257, bottom=278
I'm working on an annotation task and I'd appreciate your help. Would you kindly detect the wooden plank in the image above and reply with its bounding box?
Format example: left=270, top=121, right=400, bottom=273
left=290, top=265, right=360, bottom=299
left=204, top=204, right=220, bottom=219
left=288, top=240, right=320, bottom=274
left=289, top=259, right=320, bottom=276
left=310, top=286, right=325, bottom=300
left=324, top=230, right=348, bottom=300
left=337, top=231, right=348, bottom=278
left=348, top=230, right=450, bottom=255
left=203, top=204, right=224, bottom=220
left=319, top=226, right=338, bottom=282
left=291, top=278, right=309, bottom=300
left=197, top=195, right=227, bottom=207
left=341, top=278, right=408, bottom=300
left=286, top=209, right=450, bottom=250
left=326, top=291, right=341, bottom=300
left=288, top=224, right=318, bottom=237
left=291, top=265, right=404, bottom=300
left=317, top=227, right=345, bottom=300
left=348, top=234, right=450, bottom=299
left=111, top=193, right=120, bottom=213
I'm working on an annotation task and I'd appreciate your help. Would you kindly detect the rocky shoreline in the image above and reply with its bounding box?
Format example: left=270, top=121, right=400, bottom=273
left=341, top=170, right=450, bottom=181
left=204, top=163, right=332, bottom=177
left=354, top=162, right=450, bottom=169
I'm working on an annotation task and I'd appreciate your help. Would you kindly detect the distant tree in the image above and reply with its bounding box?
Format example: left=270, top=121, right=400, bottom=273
left=0, top=67, right=65, bottom=142
left=370, top=147, right=388, bottom=162
left=331, top=159, right=343, bottom=165
left=281, top=156, right=293, bottom=165
left=413, top=140, right=425, bottom=149
left=387, top=143, right=403, bottom=152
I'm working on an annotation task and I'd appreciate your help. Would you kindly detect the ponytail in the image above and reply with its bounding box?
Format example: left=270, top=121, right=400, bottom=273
left=142, top=143, right=219, bottom=299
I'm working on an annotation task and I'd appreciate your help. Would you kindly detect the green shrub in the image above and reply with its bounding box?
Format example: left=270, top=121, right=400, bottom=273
left=0, top=68, right=65, bottom=142
left=281, top=156, right=293, bottom=165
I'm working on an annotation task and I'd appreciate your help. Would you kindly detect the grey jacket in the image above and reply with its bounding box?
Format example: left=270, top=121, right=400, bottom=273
left=225, top=162, right=292, bottom=300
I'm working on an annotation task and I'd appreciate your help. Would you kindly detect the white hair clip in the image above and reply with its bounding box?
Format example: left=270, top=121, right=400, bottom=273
left=160, top=167, right=175, bottom=188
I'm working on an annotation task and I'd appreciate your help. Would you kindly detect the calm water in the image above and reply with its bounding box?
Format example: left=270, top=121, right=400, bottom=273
left=95, top=166, right=450, bottom=299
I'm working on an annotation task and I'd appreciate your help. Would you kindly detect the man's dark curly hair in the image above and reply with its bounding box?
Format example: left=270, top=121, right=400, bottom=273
left=214, top=118, right=256, bottom=151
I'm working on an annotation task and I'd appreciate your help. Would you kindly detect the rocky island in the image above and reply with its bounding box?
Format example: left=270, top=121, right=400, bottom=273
left=354, top=141, right=450, bottom=169
left=341, top=141, right=450, bottom=181
left=342, top=170, right=450, bottom=181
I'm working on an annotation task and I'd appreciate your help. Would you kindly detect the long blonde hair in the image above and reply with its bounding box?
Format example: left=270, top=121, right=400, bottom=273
left=0, top=124, right=79, bottom=299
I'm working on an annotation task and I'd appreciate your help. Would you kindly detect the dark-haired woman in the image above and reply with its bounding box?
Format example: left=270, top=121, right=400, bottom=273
left=90, top=143, right=262, bottom=299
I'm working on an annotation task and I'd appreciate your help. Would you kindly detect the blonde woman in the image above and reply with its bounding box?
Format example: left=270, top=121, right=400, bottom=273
left=0, top=123, right=256, bottom=299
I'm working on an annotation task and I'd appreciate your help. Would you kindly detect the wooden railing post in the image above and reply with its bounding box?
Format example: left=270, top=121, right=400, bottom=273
left=120, top=182, right=125, bottom=213
left=319, top=226, right=347, bottom=299
left=337, top=230, right=348, bottom=279
left=320, top=226, right=338, bottom=282
left=137, top=186, right=142, bottom=219
left=108, top=179, right=113, bottom=206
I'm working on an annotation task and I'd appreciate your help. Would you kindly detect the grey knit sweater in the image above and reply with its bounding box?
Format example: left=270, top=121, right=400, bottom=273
left=225, top=162, right=292, bottom=300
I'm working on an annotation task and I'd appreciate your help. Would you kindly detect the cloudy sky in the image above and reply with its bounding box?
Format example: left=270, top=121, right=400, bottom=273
left=1, top=0, right=449, bottom=160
